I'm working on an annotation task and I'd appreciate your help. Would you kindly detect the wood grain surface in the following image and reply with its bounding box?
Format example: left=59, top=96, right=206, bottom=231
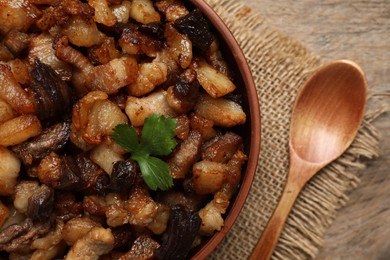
left=239, top=0, right=390, bottom=259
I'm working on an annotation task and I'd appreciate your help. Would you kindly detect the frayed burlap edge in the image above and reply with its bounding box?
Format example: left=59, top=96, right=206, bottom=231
left=203, top=0, right=388, bottom=259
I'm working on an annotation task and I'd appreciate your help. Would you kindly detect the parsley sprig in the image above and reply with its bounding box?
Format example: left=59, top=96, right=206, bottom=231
left=110, top=114, right=177, bottom=191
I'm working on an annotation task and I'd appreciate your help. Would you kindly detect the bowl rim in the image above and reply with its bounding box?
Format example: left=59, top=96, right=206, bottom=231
left=188, top=0, right=261, bottom=259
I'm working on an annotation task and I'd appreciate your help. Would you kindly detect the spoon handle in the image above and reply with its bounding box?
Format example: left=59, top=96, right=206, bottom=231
left=250, top=178, right=302, bottom=260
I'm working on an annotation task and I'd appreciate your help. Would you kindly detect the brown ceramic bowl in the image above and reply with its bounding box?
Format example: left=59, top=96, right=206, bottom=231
left=188, top=0, right=261, bottom=258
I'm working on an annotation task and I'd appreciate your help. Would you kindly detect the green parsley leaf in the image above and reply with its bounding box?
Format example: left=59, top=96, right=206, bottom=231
left=133, top=155, right=174, bottom=191
left=110, top=114, right=177, bottom=191
left=137, top=114, right=177, bottom=156
left=110, top=124, right=139, bottom=153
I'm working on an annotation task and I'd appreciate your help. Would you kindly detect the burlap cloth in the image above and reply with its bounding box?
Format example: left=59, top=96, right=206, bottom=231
left=202, top=0, right=387, bottom=259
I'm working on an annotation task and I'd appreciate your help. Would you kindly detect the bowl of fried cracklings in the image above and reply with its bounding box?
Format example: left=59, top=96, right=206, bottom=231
left=0, top=0, right=260, bottom=259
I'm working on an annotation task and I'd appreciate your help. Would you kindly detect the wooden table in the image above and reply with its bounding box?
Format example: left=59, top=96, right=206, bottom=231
left=240, top=0, right=390, bottom=259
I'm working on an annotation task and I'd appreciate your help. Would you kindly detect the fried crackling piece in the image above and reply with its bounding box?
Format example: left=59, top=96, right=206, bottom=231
left=54, top=192, right=83, bottom=220
left=71, top=118, right=100, bottom=151
left=3, top=30, right=29, bottom=56
left=83, top=99, right=128, bottom=144
left=62, top=217, right=102, bottom=246
left=202, top=132, right=243, bottom=163
left=155, top=48, right=180, bottom=87
left=198, top=150, right=247, bottom=235
left=87, top=37, right=120, bottom=66
left=129, top=0, right=160, bottom=24
left=36, top=152, right=62, bottom=188
left=0, top=0, right=41, bottom=35
left=126, top=60, right=168, bottom=97
left=90, top=142, right=125, bottom=175
left=65, top=227, right=114, bottom=260
left=105, top=188, right=166, bottom=233
left=30, top=220, right=66, bottom=260
left=86, top=57, right=138, bottom=94
left=189, top=113, right=217, bottom=141
left=0, top=59, right=31, bottom=85
left=111, top=1, right=132, bottom=23
left=168, top=131, right=202, bottom=179
left=54, top=36, right=93, bottom=96
left=0, top=65, right=35, bottom=114
left=165, top=24, right=192, bottom=69
left=223, top=150, right=247, bottom=197
left=194, top=93, right=246, bottom=128
left=155, top=0, right=189, bottom=22
left=126, top=186, right=158, bottom=226
left=29, top=33, right=72, bottom=81
left=105, top=193, right=129, bottom=227
left=0, top=99, right=17, bottom=124
left=41, top=155, right=85, bottom=191
left=174, top=114, right=190, bottom=140
left=88, top=0, right=117, bottom=26
left=205, top=39, right=231, bottom=78
left=110, top=224, right=132, bottom=249
left=119, top=234, right=160, bottom=260
left=192, top=161, right=225, bottom=195
left=31, top=241, right=66, bottom=260
left=32, top=221, right=63, bottom=249
left=146, top=203, right=169, bottom=235
left=83, top=195, right=107, bottom=217
left=54, top=35, right=93, bottom=72
left=35, top=6, right=56, bottom=31
left=71, top=91, right=128, bottom=148
left=0, top=115, right=42, bottom=147
left=13, top=181, right=40, bottom=214
left=72, top=91, right=107, bottom=134
left=119, top=24, right=163, bottom=58
left=50, top=0, right=95, bottom=28
left=39, top=152, right=109, bottom=194
left=194, top=59, right=236, bottom=98
left=61, top=16, right=105, bottom=47
left=198, top=191, right=228, bottom=236
left=125, top=90, right=175, bottom=127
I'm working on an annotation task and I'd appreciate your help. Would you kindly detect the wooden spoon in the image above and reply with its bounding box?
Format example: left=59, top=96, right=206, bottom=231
left=250, top=60, right=367, bottom=260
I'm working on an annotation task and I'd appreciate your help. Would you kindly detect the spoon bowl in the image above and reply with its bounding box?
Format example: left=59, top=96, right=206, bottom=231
left=251, top=60, right=367, bottom=259
left=291, top=60, right=367, bottom=164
